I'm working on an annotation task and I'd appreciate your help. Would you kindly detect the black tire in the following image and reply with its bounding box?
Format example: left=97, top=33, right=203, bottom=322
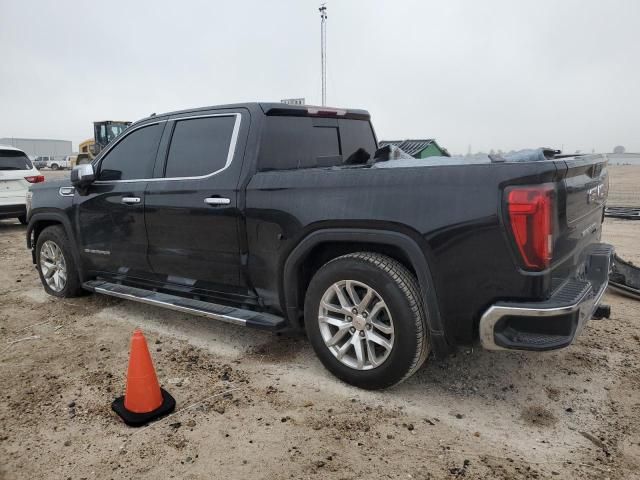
left=17, top=215, right=27, bottom=225
left=304, top=252, right=430, bottom=390
left=36, top=225, right=84, bottom=298
left=50, top=163, right=59, bottom=170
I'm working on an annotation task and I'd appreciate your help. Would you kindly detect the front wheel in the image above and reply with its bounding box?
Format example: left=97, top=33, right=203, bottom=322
left=36, top=225, right=84, bottom=297
left=304, top=252, right=430, bottom=390
left=50, top=163, right=59, bottom=170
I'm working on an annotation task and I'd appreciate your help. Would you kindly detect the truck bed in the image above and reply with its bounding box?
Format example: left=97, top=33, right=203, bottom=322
left=246, top=153, right=609, bottom=344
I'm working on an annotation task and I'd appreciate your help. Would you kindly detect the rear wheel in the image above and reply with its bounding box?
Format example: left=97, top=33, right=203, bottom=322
left=304, top=252, right=430, bottom=389
left=36, top=226, right=83, bottom=297
left=50, top=163, right=59, bottom=170
left=17, top=215, right=27, bottom=225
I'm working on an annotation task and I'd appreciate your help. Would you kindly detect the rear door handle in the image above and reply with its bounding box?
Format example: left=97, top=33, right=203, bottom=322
left=121, top=197, right=141, bottom=205
left=204, top=197, right=231, bottom=206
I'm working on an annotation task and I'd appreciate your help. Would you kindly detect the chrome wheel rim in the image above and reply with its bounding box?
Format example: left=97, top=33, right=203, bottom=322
left=318, top=280, right=394, bottom=370
left=40, top=240, right=67, bottom=292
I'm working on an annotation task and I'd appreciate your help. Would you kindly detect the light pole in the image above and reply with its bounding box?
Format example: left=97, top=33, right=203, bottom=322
left=319, top=3, right=327, bottom=106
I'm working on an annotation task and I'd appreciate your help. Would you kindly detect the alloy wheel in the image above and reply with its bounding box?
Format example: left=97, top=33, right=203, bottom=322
left=318, top=280, right=395, bottom=370
left=40, top=240, right=67, bottom=292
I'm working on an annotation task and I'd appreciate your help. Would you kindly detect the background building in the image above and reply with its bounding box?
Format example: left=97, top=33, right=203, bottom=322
left=0, top=137, right=72, bottom=159
left=607, top=152, right=640, bottom=165
left=378, top=139, right=450, bottom=158
left=281, top=98, right=306, bottom=105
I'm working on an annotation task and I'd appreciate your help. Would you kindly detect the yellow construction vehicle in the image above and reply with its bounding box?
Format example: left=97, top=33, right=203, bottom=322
left=74, top=120, right=131, bottom=166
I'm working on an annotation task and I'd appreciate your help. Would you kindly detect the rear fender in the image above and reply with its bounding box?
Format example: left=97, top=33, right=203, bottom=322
left=282, top=228, right=452, bottom=357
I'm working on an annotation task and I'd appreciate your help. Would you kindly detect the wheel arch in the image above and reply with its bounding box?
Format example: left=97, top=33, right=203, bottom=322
left=281, top=228, right=451, bottom=356
left=27, top=212, right=84, bottom=281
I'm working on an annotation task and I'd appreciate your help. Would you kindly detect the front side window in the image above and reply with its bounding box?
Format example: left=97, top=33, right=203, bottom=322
left=164, top=116, right=236, bottom=178
left=98, top=123, right=163, bottom=181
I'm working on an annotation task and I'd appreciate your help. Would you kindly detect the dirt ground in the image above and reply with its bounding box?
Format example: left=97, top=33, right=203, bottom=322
left=608, top=164, right=640, bottom=208
left=1, top=169, right=639, bottom=479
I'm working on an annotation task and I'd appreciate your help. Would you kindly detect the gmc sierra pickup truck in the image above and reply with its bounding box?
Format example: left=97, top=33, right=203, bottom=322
left=26, top=102, right=613, bottom=389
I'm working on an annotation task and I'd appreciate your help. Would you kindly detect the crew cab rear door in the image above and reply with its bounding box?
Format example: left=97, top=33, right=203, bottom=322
left=144, top=109, right=251, bottom=300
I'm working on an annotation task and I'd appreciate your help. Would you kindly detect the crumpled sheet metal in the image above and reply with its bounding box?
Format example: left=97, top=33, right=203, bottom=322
left=372, top=147, right=554, bottom=169
left=609, top=254, right=640, bottom=300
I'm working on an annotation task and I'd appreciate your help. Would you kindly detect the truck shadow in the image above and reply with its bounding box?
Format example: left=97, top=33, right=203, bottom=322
left=100, top=298, right=608, bottom=412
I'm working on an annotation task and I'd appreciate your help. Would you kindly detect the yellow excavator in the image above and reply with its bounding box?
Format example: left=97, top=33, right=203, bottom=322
left=74, top=120, right=131, bottom=166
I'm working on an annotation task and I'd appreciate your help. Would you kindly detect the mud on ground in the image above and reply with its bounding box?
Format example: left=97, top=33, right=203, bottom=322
left=0, top=176, right=639, bottom=479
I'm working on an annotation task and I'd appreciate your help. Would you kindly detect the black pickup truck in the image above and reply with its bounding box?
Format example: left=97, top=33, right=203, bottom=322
left=26, top=102, right=613, bottom=389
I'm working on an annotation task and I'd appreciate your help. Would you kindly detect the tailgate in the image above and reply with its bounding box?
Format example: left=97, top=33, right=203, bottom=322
left=554, top=154, right=608, bottom=269
left=0, top=174, right=28, bottom=199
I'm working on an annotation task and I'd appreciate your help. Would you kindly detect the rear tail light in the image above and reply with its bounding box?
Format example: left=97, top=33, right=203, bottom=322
left=506, top=184, right=554, bottom=271
left=24, top=175, right=45, bottom=183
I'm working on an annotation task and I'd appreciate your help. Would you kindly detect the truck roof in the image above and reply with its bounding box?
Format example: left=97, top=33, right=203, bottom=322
left=132, top=102, right=371, bottom=127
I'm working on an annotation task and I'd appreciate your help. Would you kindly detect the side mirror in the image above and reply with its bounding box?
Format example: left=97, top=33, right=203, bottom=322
left=70, top=163, right=95, bottom=188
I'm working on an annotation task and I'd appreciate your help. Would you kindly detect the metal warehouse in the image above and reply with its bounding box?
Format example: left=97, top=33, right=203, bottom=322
left=0, top=137, right=72, bottom=159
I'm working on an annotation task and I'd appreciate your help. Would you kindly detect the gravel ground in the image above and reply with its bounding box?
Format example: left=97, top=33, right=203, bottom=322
left=0, top=170, right=639, bottom=479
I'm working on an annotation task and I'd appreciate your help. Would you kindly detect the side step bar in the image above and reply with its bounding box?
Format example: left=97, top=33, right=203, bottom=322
left=83, top=280, right=286, bottom=331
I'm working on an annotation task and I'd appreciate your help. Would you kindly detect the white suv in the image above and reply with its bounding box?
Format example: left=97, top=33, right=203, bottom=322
left=0, top=145, right=44, bottom=224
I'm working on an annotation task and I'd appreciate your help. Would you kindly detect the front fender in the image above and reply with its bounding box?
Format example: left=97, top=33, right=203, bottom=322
left=27, top=211, right=84, bottom=281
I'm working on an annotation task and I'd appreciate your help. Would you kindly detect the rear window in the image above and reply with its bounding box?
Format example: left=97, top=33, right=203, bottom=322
left=258, top=117, right=377, bottom=171
left=0, top=150, right=33, bottom=170
left=338, top=119, right=377, bottom=163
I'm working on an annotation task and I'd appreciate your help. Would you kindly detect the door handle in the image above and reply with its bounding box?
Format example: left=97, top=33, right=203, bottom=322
left=121, top=197, right=141, bottom=205
left=204, top=197, right=231, bottom=206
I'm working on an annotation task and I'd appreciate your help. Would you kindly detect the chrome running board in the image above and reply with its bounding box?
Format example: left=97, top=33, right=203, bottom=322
left=83, top=280, right=285, bottom=330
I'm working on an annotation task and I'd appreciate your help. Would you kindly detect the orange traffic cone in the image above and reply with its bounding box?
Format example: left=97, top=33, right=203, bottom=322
left=112, top=329, right=175, bottom=427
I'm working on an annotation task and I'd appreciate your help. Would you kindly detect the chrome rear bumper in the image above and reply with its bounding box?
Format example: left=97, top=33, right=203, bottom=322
left=479, top=243, right=613, bottom=351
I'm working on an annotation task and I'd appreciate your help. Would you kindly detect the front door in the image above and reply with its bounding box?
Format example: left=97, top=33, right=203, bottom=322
left=75, top=121, right=165, bottom=276
left=144, top=111, right=251, bottom=300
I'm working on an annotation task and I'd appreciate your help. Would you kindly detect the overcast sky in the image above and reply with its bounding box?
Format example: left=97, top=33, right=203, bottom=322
left=1, top=0, right=639, bottom=154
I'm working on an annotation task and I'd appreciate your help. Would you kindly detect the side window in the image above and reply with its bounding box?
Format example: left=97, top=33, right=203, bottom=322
left=98, top=124, right=163, bottom=181
left=164, top=115, right=236, bottom=178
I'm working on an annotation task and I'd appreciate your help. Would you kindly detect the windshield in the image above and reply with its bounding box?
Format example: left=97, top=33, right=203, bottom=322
left=96, top=122, right=129, bottom=146
left=0, top=150, right=33, bottom=170
left=107, top=123, right=128, bottom=141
